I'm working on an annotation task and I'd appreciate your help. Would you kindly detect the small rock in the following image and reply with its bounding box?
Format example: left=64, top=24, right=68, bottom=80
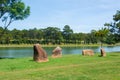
left=82, top=49, right=94, bottom=56
left=52, top=46, right=62, bottom=58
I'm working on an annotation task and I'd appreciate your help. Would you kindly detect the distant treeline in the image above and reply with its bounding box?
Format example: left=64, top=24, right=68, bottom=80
left=0, top=1, right=120, bottom=45
left=0, top=25, right=119, bottom=45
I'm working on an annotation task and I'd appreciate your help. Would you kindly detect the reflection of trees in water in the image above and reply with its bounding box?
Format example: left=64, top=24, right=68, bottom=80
left=0, top=46, right=120, bottom=58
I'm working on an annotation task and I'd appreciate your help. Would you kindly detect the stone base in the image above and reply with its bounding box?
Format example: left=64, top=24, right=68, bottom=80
left=36, top=59, right=49, bottom=63
left=52, top=55, right=62, bottom=58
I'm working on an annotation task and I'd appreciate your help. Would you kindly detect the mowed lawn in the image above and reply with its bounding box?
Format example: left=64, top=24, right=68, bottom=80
left=0, top=53, right=120, bottom=80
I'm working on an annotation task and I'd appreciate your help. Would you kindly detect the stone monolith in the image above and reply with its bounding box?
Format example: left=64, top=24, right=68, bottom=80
left=33, top=44, right=48, bottom=62
left=100, top=48, right=106, bottom=57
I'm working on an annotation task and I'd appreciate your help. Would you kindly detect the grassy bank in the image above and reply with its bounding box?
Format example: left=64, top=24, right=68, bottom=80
left=0, top=53, right=120, bottom=80
left=0, top=43, right=117, bottom=48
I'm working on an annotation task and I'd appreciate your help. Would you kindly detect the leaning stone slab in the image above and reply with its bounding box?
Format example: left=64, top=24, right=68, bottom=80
left=82, top=49, right=94, bottom=56
left=100, top=48, right=106, bottom=57
left=52, top=46, right=62, bottom=58
left=33, top=44, right=49, bottom=62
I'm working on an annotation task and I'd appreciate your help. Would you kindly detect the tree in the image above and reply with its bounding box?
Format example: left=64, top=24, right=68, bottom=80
left=62, top=25, right=73, bottom=44
left=0, top=0, right=9, bottom=18
left=11, top=28, right=23, bottom=44
left=105, top=10, right=120, bottom=43
left=0, top=0, right=30, bottom=37
left=43, top=27, right=63, bottom=44
left=90, top=30, right=98, bottom=44
left=95, top=28, right=109, bottom=48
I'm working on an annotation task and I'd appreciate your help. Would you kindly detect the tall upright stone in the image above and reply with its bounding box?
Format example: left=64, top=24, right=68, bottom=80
left=100, top=48, right=106, bottom=57
left=33, top=44, right=48, bottom=62
left=52, top=46, right=62, bottom=58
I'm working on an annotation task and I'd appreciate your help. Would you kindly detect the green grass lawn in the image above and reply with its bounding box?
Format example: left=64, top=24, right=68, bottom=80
left=0, top=53, right=120, bottom=80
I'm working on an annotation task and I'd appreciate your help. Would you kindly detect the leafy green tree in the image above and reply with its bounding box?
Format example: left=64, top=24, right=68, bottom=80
left=27, top=28, right=44, bottom=44
left=95, top=28, right=109, bottom=47
left=0, top=28, right=12, bottom=44
left=105, top=10, right=120, bottom=43
left=71, top=33, right=78, bottom=44
left=11, top=28, right=23, bottom=44
left=28, top=28, right=38, bottom=39
left=3, top=0, right=30, bottom=29
left=0, top=0, right=9, bottom=18
left=62, top=25, right=73, bottom=44
left=105, top=34, right=115, bottom=45
left=43, top=27, right=63, bottom=44
left=90, top=30, right=98, bottom=44
left=71, top=33, right=85, bottom=44
left=0, top=0, right=30, bottom=38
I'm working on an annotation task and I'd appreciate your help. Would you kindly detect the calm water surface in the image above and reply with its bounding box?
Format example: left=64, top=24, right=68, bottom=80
left=0, top=46, right=120, bottom=58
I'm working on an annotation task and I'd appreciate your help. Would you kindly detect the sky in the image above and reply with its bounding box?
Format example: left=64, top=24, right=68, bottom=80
left=1, top=0, right=120, bottom=33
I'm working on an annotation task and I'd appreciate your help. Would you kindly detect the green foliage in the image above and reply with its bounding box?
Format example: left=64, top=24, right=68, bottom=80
left=43, top=27, right=63, bottom=44
left=0, top=0, right=30, bottom=38
left=105, top=10, right=120, bottom=43
left=95, top=28, right=109, bottom=38
left=62, top=25, right=73, bottom=44
left=0, top=53, right=120, bottom=80
left=94, top=28, right=109, bottom=47
left=0, top=0, right=10, bottom=18
left=0, top=25, right=112, bottom=45
left=113, top=10, right=120, bottom=22
left=9, top=0, right=30, bottom=20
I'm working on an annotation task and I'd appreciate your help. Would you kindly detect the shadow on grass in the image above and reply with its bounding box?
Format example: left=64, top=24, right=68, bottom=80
left=0, top=57, right=15, bottom=59
left=110, top=55, right=119, bottom=56
left=98, top=55, right=102, bottom=57
left=98, top=55, right=119, bottom=57
left=29, top=59, right=34, bottom=62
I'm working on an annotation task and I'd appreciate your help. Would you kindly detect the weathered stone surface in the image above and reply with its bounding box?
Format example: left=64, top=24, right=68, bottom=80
left=100, top=48, right=106, bottom=57
left=33, top=44, right=48, bottom=62
left=82, top=49, right=94, bottom=56
left=52, top=46, right=62, bottom=58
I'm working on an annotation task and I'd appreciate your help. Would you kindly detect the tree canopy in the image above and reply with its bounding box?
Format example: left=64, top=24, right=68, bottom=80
left=95, top=28, right=109, bottom=47
left=105, top=10, right=120, bottom=43
left=0, top=0, right=30, bottom=34
left=0, top=26, right=111, bottom=45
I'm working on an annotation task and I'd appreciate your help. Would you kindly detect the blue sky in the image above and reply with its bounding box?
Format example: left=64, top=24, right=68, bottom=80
left=1, top=0, right=120, bottom=33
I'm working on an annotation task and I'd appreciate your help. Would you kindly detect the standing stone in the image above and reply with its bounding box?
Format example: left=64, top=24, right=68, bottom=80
left=100, top=48, right=106, bottom=57
left=33, top=44, right=49, bottom=62
left=52, top=46, right=62, bottom=58
left=82, top=49, right=94, bottom=56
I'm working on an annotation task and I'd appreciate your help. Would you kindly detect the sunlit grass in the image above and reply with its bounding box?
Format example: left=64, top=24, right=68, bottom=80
left=0, top=53, right=120, bottom=80
left=0, top=43, right=117, bottom=48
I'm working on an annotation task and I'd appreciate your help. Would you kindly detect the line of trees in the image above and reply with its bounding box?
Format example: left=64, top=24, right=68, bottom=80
left=0, top=24, right=118, bottom=45
left=0, top=1, right=120, bottom=45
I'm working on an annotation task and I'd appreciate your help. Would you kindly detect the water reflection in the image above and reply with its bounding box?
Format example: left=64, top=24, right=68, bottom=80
left=0, top=46, right=120, bottom=58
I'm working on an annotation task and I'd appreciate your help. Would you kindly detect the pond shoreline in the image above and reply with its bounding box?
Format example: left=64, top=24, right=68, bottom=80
left=0, top=53, right=120, bottom=80
left=0, top=44, right=119, bottom=48
left=0, top=45, right=120, bottom=58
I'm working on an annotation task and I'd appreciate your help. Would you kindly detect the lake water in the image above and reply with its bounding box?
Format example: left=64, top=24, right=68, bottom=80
left=0, top=46, right=120, bottom=58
